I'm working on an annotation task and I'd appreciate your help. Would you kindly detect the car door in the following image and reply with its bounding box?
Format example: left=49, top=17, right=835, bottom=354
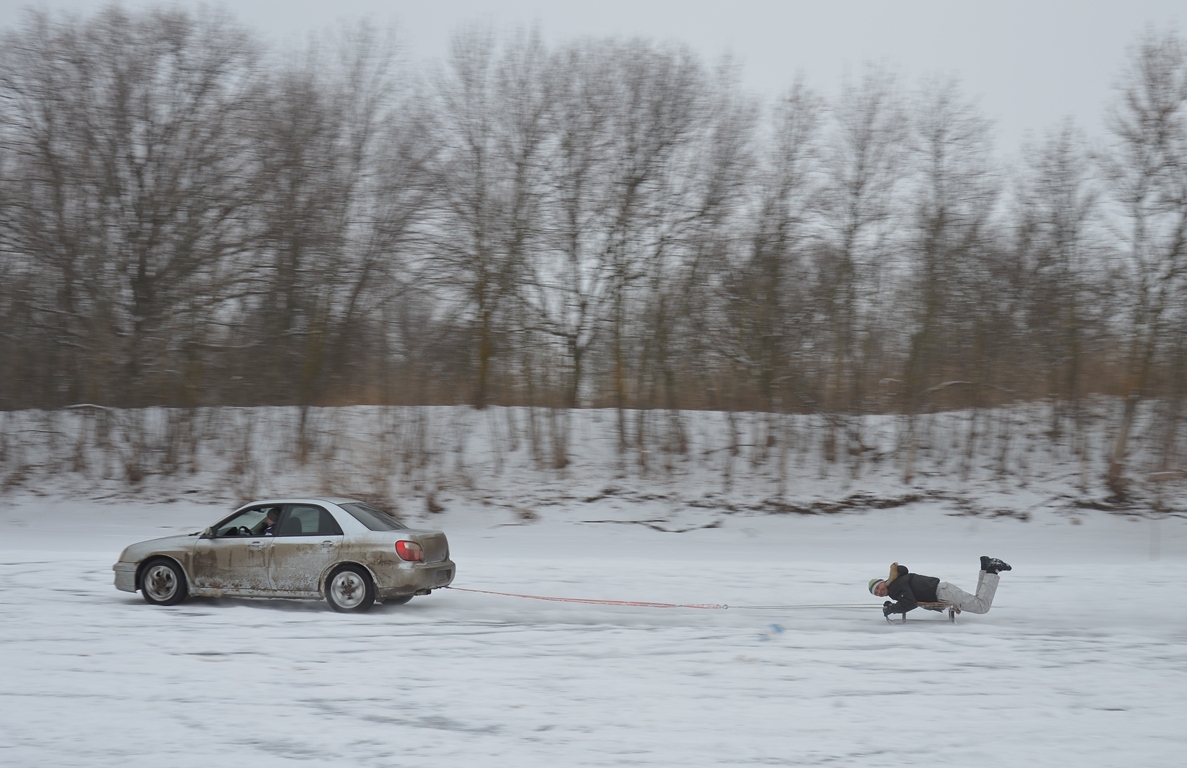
left=268, top=504, right=343, bottom=595
left=191, top=506, right=278, bottom=594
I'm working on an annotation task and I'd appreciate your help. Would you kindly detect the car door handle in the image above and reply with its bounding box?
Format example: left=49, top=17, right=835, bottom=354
left=249, top=541, right=264, bottom=550
left=320, top=540, right=334, bottom=548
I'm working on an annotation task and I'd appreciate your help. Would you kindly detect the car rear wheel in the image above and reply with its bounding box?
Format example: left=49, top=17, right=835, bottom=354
left=141, top=558, right=187, bottom=606
left=326, top=565, right=375, bottom=613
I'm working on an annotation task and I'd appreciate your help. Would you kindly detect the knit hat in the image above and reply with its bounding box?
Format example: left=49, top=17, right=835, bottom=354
left=868, top=562, right=901, bottom=594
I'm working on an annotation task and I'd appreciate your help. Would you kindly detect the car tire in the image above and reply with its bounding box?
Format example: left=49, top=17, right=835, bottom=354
left=384, top=595, right=414, bottom=606
left=140, top=558, right=188, bottom=606
left=326, top=565, right=375, bottom=613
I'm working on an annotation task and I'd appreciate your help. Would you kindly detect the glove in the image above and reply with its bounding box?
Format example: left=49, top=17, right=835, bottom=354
left=882, top=601, right=895, bottom=617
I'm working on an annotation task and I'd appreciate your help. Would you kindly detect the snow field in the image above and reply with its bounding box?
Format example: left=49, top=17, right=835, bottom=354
left=1, top=495, right=1186, bottom=767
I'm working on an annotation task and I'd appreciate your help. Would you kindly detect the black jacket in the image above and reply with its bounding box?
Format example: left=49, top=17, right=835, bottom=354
left=886, top=565, right=939, bottom=614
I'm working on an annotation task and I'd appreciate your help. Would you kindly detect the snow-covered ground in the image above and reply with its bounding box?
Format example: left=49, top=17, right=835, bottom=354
left=2, top=490, right=1185, bottom=767
left=2, top=403, right=1186, bottom=765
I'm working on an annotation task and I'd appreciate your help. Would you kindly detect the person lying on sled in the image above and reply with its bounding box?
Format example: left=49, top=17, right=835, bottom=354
left=869, top=557, right=1011, bottom=617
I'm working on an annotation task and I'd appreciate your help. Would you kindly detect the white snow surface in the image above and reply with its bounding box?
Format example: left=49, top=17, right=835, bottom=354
left=2, top=404, right=1186, bottom=766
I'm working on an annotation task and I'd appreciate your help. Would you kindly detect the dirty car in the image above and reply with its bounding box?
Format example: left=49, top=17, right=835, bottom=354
left=113, top=498, right=455, bottom=613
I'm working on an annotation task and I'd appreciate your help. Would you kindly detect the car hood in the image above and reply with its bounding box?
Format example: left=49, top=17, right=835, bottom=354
left=118, top=533, right=199, bottom=563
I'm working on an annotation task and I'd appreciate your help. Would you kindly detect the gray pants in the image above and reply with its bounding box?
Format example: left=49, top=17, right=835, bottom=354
left=935, top=571, right=1000, bottom=614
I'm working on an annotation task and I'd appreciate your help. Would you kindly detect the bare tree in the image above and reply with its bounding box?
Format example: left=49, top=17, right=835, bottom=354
left=1015, top=122, right=1101, bottom=442
left=425, top=28, right=552, bottom=410
left=525, top=40, right=618, bottom=414
left=899, top=78, right=1001, bottom=482
left=818, top=66, right=909, bottom=462
left=240, top=23, right=428, bottom=422
left=714, top=80, right=821, bottom=410
left=0, top=7, right=260, bottom=407
left=1101, top=30, right=1187, bottom=497
left=593, top=43, right=722, bottom=457
left=630, top=55, right=757, bottom=467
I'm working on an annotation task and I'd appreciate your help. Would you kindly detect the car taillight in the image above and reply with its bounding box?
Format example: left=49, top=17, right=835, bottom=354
left=395, top=540, right=423, bottom=562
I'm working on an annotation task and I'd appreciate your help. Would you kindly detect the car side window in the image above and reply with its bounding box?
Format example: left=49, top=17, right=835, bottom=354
left=277, top=505, right=343, bottom=537
left=213, top=507, right=274, bottom=537
left=339, top=502, right=408, bottom=531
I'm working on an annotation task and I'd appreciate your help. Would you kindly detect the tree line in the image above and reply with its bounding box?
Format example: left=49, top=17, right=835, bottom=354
left=2, top=6, right=1187, bottom=493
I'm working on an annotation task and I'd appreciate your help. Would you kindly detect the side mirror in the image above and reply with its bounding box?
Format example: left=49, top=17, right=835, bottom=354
left=200, top=527, right=214, bottom=539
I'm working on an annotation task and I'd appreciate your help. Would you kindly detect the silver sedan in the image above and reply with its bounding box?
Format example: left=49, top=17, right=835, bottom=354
left=113, top=498, right=456, bottom=613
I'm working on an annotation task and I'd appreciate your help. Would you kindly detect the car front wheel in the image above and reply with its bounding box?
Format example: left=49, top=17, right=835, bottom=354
left=141, top=558, right=188, bottom=606
left=326, top=565, right=375, bottom=613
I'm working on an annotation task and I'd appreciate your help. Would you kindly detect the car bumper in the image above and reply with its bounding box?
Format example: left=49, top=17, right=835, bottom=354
left=373, top=559, right=456, bottom=599
left=113, top=562, right=137, bottom=593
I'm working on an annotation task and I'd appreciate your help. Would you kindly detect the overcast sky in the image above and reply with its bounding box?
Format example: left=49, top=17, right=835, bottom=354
left=2, top=1, right=1185, bottom=154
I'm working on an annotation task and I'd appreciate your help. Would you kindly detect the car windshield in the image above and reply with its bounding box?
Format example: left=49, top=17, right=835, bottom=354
left=339, top=502, right=408, bottom=531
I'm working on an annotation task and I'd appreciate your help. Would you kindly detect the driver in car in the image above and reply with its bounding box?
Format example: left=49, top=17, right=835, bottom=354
left=252, top=510, right=279, bottom=536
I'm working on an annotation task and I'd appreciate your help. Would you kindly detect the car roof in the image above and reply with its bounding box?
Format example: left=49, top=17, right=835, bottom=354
left=236, top=498, right=362, bottom=508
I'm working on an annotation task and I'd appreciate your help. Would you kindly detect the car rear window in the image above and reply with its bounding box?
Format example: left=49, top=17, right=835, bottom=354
left=339, top=502, right=409, bottom=531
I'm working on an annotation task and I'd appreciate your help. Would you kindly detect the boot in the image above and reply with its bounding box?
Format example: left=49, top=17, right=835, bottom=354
left=980, top=556, right=1012, bottom=575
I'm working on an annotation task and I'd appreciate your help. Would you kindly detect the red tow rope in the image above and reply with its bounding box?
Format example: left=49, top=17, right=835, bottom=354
left=445, top=585, right=727, bottom=610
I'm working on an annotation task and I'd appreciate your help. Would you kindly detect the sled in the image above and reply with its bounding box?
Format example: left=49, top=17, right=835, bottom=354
left=886, top=601, right=959, bottom=624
